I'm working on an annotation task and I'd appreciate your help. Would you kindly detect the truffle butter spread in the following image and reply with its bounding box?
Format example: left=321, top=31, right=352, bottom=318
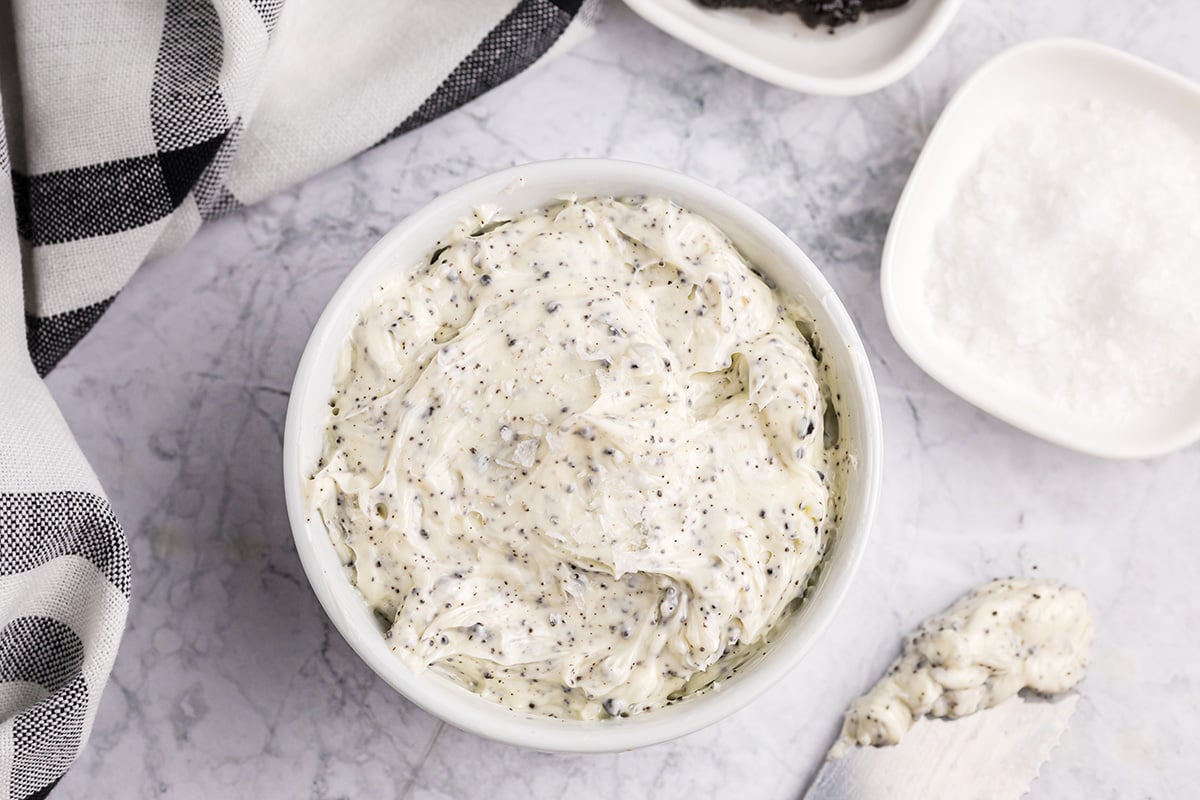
left=831, top=578, right=1092, bottom=757
left=309, top=196, right=834, bottom=719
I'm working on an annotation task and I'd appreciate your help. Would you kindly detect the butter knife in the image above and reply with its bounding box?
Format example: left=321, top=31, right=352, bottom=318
left=803, top=694, right=1079, bottom=800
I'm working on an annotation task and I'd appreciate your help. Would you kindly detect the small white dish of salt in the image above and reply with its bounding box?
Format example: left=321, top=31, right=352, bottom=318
left=882, top=38, right=1200, bottom=459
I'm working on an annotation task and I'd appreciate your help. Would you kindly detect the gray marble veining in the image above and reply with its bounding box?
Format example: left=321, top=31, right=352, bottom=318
left=46, top=2, right=1199, bottom=797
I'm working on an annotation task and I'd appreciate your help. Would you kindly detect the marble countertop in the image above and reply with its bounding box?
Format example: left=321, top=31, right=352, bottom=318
left=46, top=1, right=1199, bottom=797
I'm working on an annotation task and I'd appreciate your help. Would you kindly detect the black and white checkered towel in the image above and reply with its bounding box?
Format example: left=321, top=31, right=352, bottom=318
left=0, top=1, right=595, bottom=796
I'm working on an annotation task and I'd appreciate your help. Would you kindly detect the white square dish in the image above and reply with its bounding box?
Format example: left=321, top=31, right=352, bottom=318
left=620, top=0, right=964, bottom=95
left=882, top=38, right=1200, bottom=459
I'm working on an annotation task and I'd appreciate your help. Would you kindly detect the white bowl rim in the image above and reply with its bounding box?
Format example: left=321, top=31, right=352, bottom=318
left=881, top=37, right=1200, bottom=460
left=284, top=158, right=883, bottom=752
left=620, top=0, right=966, bottom=96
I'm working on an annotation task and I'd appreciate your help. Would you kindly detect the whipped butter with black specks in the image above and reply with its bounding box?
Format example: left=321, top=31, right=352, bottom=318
left=307, top=196, right=835, bottom=719
left=831, top=578, right=1092, bottom=757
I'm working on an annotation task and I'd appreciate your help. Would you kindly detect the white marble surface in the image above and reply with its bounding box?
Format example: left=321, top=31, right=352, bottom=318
left=45, top=1, right=1200, bottom=797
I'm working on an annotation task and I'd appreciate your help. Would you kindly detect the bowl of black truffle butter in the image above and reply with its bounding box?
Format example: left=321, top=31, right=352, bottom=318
left=284, top=159, right=883, bottom=752
left=621, top=0, right=964, bottom=95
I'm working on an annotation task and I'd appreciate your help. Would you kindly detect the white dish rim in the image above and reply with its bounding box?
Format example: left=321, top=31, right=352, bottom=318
left=620, top=0, right=966, bottom=96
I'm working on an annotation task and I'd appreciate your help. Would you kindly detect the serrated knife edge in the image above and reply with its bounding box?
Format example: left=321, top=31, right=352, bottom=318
left=802, top=694, right=1079, bottom=800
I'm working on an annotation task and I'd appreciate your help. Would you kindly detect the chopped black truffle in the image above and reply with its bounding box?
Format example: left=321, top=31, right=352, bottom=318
left=695, top=0, right=909, bottom=30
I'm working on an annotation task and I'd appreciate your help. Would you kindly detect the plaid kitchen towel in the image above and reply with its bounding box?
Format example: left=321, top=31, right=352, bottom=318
left=0, top=1, right=597, bottom=796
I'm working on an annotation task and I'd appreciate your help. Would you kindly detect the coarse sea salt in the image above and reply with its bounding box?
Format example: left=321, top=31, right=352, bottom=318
left=924, top=98, right=1200, bottom=420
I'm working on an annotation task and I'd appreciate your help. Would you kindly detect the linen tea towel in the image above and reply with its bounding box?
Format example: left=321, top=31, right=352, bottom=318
left=0, top=1, right=596, bottom=797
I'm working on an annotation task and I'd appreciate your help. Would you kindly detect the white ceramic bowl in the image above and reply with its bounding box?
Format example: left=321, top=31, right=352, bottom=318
left=621, top=0, right=964, bottom=96
left=284, top=159, right=882, bottom=752
left=882, top=38, right=1200, bottom=459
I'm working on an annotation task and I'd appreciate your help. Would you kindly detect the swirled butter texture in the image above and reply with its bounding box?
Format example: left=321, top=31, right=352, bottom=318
left=831, top=578, right=1092, bottom=758
left=309, top=196, right=834, bottom=719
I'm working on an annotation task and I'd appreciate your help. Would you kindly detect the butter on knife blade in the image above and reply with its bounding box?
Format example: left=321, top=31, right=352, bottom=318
left=803, top=694, right=1078, bottom=800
